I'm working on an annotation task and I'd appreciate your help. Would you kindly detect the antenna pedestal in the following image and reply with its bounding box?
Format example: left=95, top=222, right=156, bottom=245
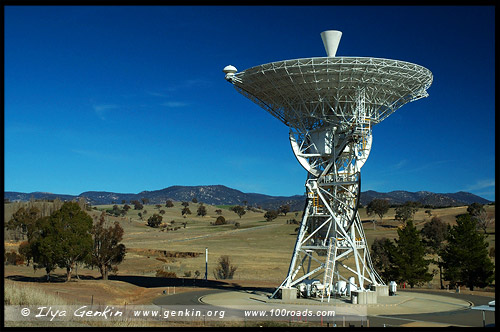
left=270, top=119, right=383, bottom=299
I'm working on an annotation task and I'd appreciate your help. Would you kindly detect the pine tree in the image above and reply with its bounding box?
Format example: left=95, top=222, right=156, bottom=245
left=393, top=220, right=433, bottom=287
left=440, top=214, right=494, bottom=290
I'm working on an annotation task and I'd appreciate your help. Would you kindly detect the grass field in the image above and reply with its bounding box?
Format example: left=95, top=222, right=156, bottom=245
left=4, top=201, right=495, bottom=320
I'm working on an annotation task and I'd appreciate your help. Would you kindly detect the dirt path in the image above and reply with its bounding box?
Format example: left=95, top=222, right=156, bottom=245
left=161, top=223, right=278, bottom=243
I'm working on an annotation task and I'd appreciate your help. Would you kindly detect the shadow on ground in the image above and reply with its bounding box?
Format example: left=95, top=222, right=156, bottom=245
left=110, top=275, right=275, bottom=293
left=6, top=274, right=275, bottom=293
left=6, top=274, right=99, bottom=283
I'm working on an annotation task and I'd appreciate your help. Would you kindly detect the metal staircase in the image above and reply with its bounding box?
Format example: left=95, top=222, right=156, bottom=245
left=321, top=237, right=336, bottom=302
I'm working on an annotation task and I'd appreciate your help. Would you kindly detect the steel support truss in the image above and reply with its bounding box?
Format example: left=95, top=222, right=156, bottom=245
left=271, top=93, right=384, bottom=299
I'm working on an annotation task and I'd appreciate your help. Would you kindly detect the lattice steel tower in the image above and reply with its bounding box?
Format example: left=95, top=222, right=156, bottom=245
left=223, top=30, right=432, bottom=300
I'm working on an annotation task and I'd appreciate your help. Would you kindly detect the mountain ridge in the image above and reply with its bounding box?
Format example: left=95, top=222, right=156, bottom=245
left=4, top=185, right=492, bottom=211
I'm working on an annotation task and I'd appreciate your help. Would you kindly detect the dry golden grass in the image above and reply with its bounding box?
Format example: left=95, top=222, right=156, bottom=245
left=4, top=201, right=495, bottom=310
left=4, top=278, right=68, bottom=305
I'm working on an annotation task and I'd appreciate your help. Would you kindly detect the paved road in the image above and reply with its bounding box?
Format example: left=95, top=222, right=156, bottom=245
left=152, top=289, right=245, bottom=322
left=153, top=289, right=227, bottom=306
left=366, top=290, right=495, bottom=327
left=152, top=288, right=495, bottom=327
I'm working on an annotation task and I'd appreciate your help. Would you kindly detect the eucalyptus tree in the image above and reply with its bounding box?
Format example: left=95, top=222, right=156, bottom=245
left=30, top=202, right=93, bottom=281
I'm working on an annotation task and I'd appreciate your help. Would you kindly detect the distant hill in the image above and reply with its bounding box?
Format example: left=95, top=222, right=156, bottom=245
left=359, top=190, right=491, bottom=207
left=4, top=185, right=492, bottom=211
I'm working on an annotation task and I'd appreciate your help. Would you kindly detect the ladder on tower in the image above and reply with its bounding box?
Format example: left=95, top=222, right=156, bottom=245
left=321, top=238, right=336, bottom=302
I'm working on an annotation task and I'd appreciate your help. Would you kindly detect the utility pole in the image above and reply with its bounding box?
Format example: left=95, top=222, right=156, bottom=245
left=205, top=247, right=208, bottom=281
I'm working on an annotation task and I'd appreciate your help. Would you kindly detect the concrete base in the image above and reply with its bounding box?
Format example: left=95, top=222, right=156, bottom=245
left=280, top=287, right=297, bottom=301
left=370, top=285, right=389, bottom=296
left=351, top=290, right=377, bottom=304
left=200, top=289, right=473, bottom=317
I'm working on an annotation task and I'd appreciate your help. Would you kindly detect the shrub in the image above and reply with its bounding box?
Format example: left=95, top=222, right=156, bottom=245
left=213, top=255, right=237, bottom=280
left=5, top=250, right=24, bottom=266
left=18, top=241, right=31, bottom=265
left=181, top=207, right=191, bottom=216
left=147, top=214, right=162, bottom=228
left=264, top=210, right=278, bottom=222
left=214, top=216, right=226, bottom=225
left=197, top=204, right=207, bottom=217
left=132, top=201, right=143, bottom=210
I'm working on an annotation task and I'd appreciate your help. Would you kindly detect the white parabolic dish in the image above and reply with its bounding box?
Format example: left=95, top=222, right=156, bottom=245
left=228, top=56, right=433, bottom=131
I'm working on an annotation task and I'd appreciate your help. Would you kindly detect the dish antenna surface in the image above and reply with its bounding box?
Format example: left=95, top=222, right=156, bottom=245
left=224, top=30, right=432, bottom=301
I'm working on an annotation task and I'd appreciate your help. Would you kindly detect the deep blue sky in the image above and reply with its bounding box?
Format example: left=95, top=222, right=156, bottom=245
left=4, top=5, right=495, bottom=201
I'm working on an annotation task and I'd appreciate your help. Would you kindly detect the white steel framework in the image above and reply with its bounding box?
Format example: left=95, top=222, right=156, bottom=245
left=224, top=36, right=432, bottom=301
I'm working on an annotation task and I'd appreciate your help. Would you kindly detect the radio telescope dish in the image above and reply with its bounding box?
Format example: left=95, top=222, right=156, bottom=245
left=224, top=30, right=432, bottom=301
left=226, top=57, right=432, bottom=130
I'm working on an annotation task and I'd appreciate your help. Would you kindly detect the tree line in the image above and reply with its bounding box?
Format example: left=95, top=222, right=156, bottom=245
left=370, top=204, right=495, bottom=290
left=143, top=201, right=293, bottom=228
left=6, top=202, right=126, bottom=281
left=366, top=199, right=493, bottom=233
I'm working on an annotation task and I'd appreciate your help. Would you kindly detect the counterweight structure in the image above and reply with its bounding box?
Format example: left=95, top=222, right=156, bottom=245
left=224, top=31, right=432, bottom=301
